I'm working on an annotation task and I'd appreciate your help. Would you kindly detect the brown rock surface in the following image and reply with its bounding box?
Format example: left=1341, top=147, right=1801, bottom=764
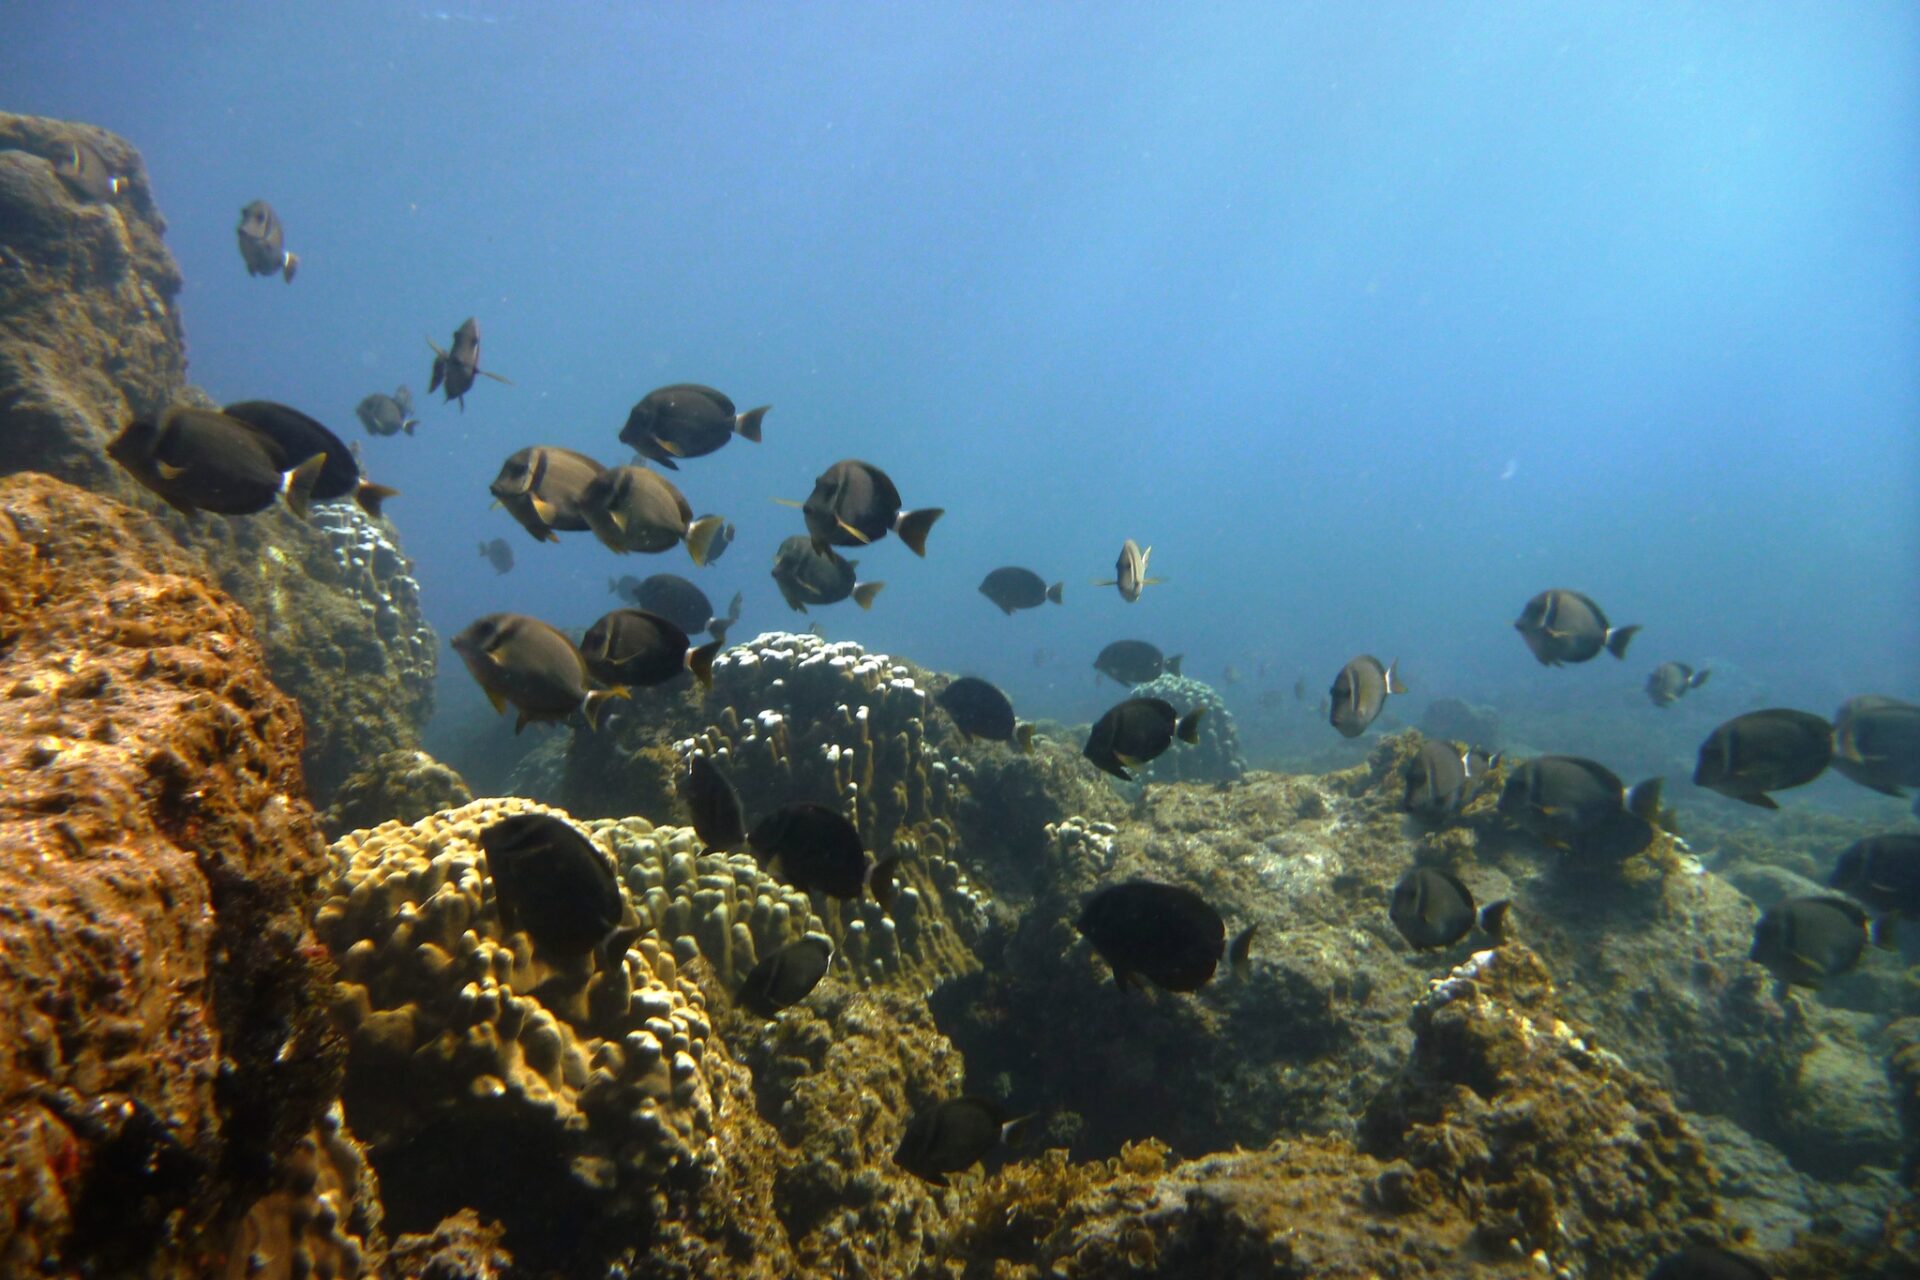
left=0, top=474, right=340, bottom=1277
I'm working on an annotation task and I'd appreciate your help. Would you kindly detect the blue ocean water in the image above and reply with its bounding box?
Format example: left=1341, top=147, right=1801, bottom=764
left=5, top=3, right=1916, bottom=800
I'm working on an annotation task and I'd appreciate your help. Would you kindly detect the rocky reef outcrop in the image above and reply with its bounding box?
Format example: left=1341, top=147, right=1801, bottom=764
left=0, top=113, right=434, bottom=807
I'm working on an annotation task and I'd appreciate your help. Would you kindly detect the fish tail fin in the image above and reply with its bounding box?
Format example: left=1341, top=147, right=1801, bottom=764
left=581, top=687, right=629, bottom=731
left=853, top=581, right=885, bottom=610
left=1176, top=708, right=1206, bottom=744
left=402, top=418, right=418, bottom=436
left=1000, top=1113, right=1038, bottom=1149
left=685, top=514, right=725, bottom=566
left=1478, top=900, right=1512, bottom=944
left=1873, top=915, right=1899, bottom=950
left=1625, top=778, right=1664, bottom=822
left=1015, top=723, right=1036, bottom=754
left=708, top=618, right=732, bottom=645
left=355, top=481, right=399, bottom=519
left=1229, top=924, right=1258, bottom=979
left=1047, top=581, right=1064, bottom=604
left=597, top=924, right=646, bottom=973
left=1606, top=624, right=1641, bottom=659
left=726, top=591, right=744, bottom=622
left=734, top=405, right=769, bottom=442
left=1690, top=667, right=1711, bottom=689
left=1384, top=660, right=1408, bottom=695
left=281, top=251, right=299, bottom=283
left=1168, top=654, right=1184, bottom=676
left=687, top=639, right=722, bottom=690
left=894, top=507, right=943, bottom=557
left=282, top=453, right=326, bottom=519
left=869, top=856, right=901, bottom=912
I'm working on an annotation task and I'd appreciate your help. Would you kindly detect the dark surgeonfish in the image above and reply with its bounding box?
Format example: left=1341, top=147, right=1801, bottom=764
left=108, top=405, right=326, bottom=519
left=748, top=803, right=897, bottom=906
left=1498, top=755, right=1662, bottom=861
left=477, top=812, right=628, bottom=966
left=1094, top=640, right=1181, bottom=686
left=1750, top=895, right=1886, bottom=987
left=1402, top=740, right=1501, bottom=817
left=479, top=537, right=514, bottom=574
left=683, top=753, right=746, bottom=852
left=580, top=464, right=727, bottom=563
left=771, top=535, right=883, bottom=612
left=53, top=139, right=123, bottom=201
left=1329, top=655, right=1405, bottom=738
left=1388, top=867, right=1509, bottom=951
left=222, top=400, right=398, bottom=517
left=1828, top=834, right=1920, bottom=916
left=490, top=446, right=605, bottom=543
left=1646, top=662, right=1711, bottom=708
left=1083, top=697, right=1204, bottom=782
left=937, top=676, right=1034, bottom=750
left=1075, top=880, right=1253, bottom=992
left=1094, top=539, right=1158, bottom=603
left=1831, top=694, right=1920, bottom=798
left=695, top=517, right=736, bottom=563
left=236, top=200, right=298, bottom=282
left=619, top=384, right=767, bottom=470
left=612, top=573, right=741, bottom=641
left=796, top=459, right=943, bottom=557
left=1693, top=709, right=1832, bottom=809
left=451, top=612, right=625, bottom=733
left=1647, top=1245, right=1773, bottom=1280
left=893, top=1097, right=1031, bottom=1187
left=579, top=608, right=720, bottom=690
left=979, top=567, right=1063, bottom=615
left=428, top=317, right=510, bottom=409
left=355, top=386, right=418, bottom=437
left=735, top=936, right=834, bottom=1017
left=1512, top=589, right=1638, bottom=666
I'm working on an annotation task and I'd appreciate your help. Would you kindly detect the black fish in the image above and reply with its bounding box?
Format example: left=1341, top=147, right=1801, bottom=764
left=107, top=406, right=326, bottom=519
left=1750, top=895, right=1884, bottom=987
left=1647, top=1246, right=1772, bottom=1280
left=1083, top=697, right=1203, bottom=782
left=355, top=386, right=418, bottom=437
left=1402, top=740, right=1500, bottom=817
left=477, top=813, right=627, bottom=965
left=796, top=459, right=942, bottom=557
left=612, top=573, right=740, bottom=641
left=1831, top=694, right=1920, bottom=798
left=1389, top=867, right=1509, bottom=951
left=580, top=465, right=727, bottom=563
left=1828, top=834, right=1920, bottom=916
left=893, top=1097, right=1029, bottom=1187
left=479, top=537, right=514, bottom=574
left=53, top=139, right=123, bottom=202
left=1646, top=662, right=1710, bottom=707
left=748, top=803, right=896, bottom=906
left=579, top=609, right=720, bottom=690
left=1498, top=755, right=1662, bottom=860
left=490, top=446, right=605, bottom=543
left=683, top=753, right=746, bottom=852
left=1093, top=640, right=1181, bottom=686
left=236, top=200, right=298, bottom=282
left=1693, top=709, right=1832, bottom=808
left=1094, top=538, right=1158, bottom=602
left=1329, top=655, right=1405, bottom=738
left=979, top=567, right=1063, bottom=615
left=428, top=317, right=510, bottom=409
left=1513, top=589, right=1638, bottom=666
left=222, top=400, right=398, bottom=517
left=1076, top=880, right=1228, bottom=992
left=451, top=612, right=624, bottom=733
left=734, top=936, right=833, bottom=1017
left=771, top=535, right=883, bottom=612
left=937, top=677, right=1033, bottom=750
left=619, top=383, right=767, bottom=470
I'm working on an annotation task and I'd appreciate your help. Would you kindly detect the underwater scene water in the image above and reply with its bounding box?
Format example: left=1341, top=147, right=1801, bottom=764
left=1, top=3, right=1917, bottom=1278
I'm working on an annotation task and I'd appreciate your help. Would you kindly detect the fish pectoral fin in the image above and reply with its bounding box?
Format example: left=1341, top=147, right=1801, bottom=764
left=530, top=496, right=558, bottom=524
left=607, top=510, right=628, bottom=533
left=480, top=369, right=513, bottom=385
left=1786, top=948, right=1827, bottom=976
left=658, top=438, right=686, bottom=456
left=155, top=460, right=187, bottom=480
left=836, top=518, right=872, bottom=544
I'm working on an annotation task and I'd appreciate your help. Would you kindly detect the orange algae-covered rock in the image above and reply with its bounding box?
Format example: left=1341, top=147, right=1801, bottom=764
left=0, top=473, right=339, bottom=1278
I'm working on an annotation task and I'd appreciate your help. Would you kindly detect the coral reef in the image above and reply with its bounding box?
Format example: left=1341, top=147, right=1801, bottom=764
left=222, top=1105, right=383, bottom=1280
left=1132, top=671, right=1246, bottom=784
left=0, top=474, right=339, bottom=1277
left=0, top=113, right=434, bottom=808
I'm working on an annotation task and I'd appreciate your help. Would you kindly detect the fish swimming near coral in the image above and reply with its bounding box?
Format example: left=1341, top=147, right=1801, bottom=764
left=619, top=383, right=767, bottom=470
left=1083, top=696, right=1203, bottom=782
left=770, top=535, right=883, bottom=612
left=1647, top=1245, right=1774, bottom=1280
left=1749, top=894, right=1887, bottom=987
left=1401, top=739, right=1500, bottom=817
left=490, top=446, right=605, bottom=543
left=1388, top=867, right=1509, bottom=951
left=795, top=459, right=942, bottom=557
left=53, top=139, right=123, bottom=201
left=978, top=567, right=1063, bottom=615
left=1094, top=538, right=1158, bottom=603
left=937, top=676, right=1033, bottom=750
left=734, top=936, right=833, bottom=1017
left=1827, top=834, right=1920, bottom=917
left=221, top=400, right=398, bottom=517
left=428, top=316, right=510, bottom=409
left=477, top=812, right=630, bottom=967
left=749, top=803, right=898, bottom=906
left=1693, top=708, right=1832, bottom=808
left=1830, top=694, right=1920, bottom=798
left=108, top=405, right=327, bottom=519
left=1093, top=640, right=1180, bottom=686
left=1498, top=754, right=1662, bottom=862
left=683, top=752, right=746, bottom=853
left=1512, top=589, right=1638, bottom=666
left=612, top=573, right=741, bottom=641
left=893, top=1097, right=1031, bottom=1187
left=1075, top=879, right=1251, bottom=992
left=579, top=464, right=727, bottom=564
left=479, top=537, right=514, bottom=574
left=450, top=612, right=626, bottom=733
left=1329, top=654, right=1405, bottom=738
left=236, top=199, right=298, bottom=281
left=579, top=608, right=720, bottom=690
left=1645, top=661, right=1710, bottom=707
left=356, top=386, right=418, bottom=437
